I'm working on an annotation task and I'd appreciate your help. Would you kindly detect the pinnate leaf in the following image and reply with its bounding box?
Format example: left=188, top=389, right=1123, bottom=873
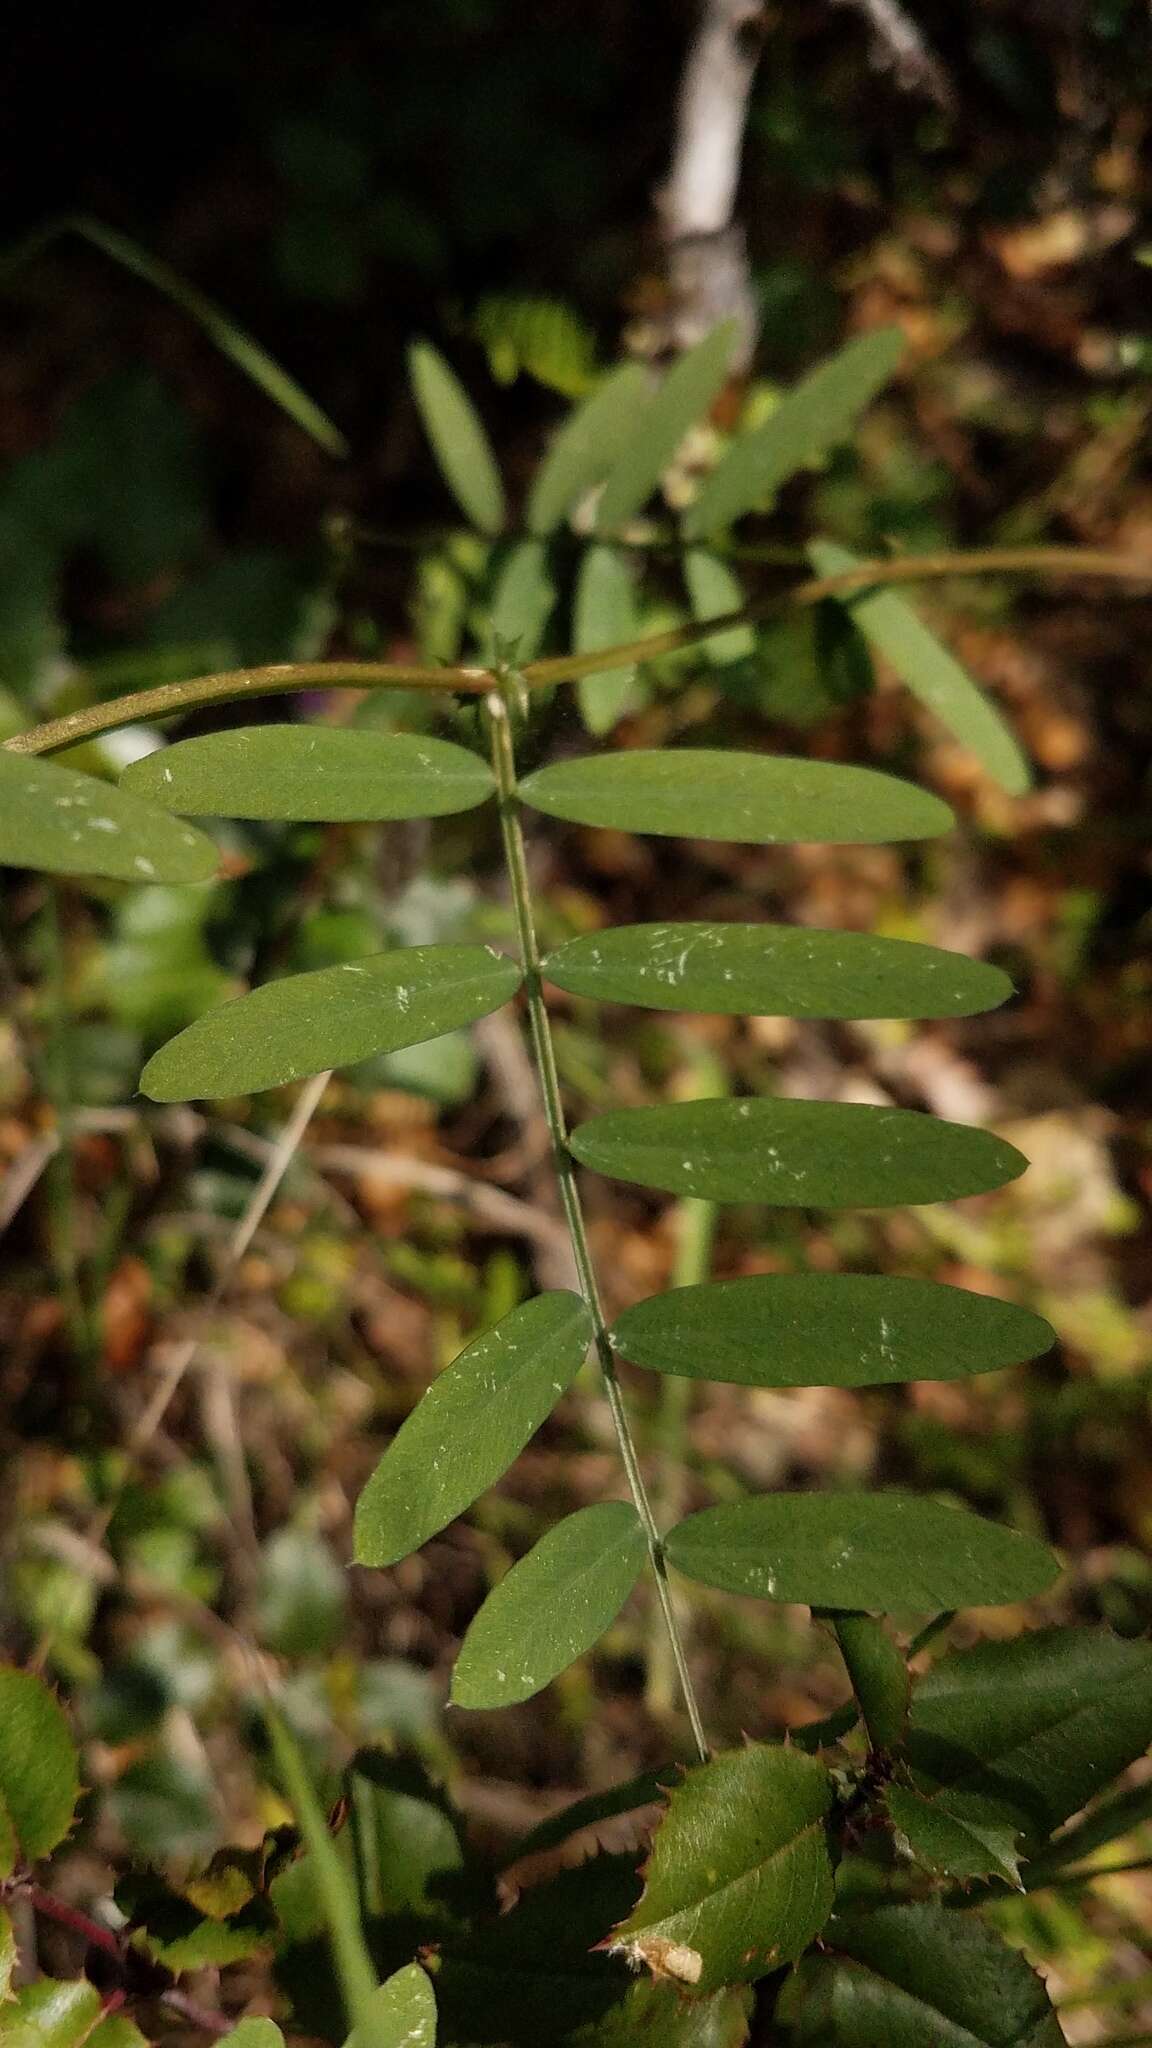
left=610, top=1274, right=1053, bottom=1389
left=0, top=750, right=216, bottom=884
left=141, top=943, right=521, bottom=1099
left=574, top=544, right=643, bottom=736
left=543, top=923, right=1012, bottom=1020
left=596, top=323, right=738, bottom=533
left=809, top=540, right=1032, bottom=796
left=123, top=728, right=495, bottom=821
left=569, top=1099, right=1027, bottom=1207
left=409, top=339, right=505, bottom=534
left=906, top=1625, right=1152, bottom=1849
left=527, top=362, right=651, bottom=535
left=0, top=1666, right=81, bottom=1864
left=684, top=327, right=904, bottom=538
left=451, top=1503, right=647, bottom=1709
left=520, top=749, right=952, bottom=844
left=779, top=1903, right=1063, bottom=2046
left=354, top=1292, right=593, bottom=1566
left=609, top=1745, right=834, bottom=1995
left=343, top=1963, right=437, bottom=2048
left=665, top=1492, right=1059, bottom=1610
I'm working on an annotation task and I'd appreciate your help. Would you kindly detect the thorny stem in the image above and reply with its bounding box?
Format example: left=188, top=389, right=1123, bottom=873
left=18, top=1885, right=234, bottom=2035
left=486, top=680, right=710, bottom=1763
left=7, top=546, right=1148, bottom=759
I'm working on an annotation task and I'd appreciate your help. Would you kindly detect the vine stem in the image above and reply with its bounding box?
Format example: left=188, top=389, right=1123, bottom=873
left=486, top=681, right=710, bottom=1763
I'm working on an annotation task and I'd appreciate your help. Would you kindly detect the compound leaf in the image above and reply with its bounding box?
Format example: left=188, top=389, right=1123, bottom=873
left=451, top=1503, right=647, bottom=1709
left=141, top=944, right=521, bottom=1100
left=355, top=1292, right=593, bottom=1566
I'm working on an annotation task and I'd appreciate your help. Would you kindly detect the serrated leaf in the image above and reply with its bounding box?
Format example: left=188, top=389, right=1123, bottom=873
left=543, top=923, right=1012, bottom=1019
left=141, top=943, right=521, bottom=1100
left=343, top=1964, right=437, bottom=2048
left=118, top=1869, right=276, bottom=1969
left=527, top=364, right=651, bottom=535
left=596, top=324, right=738, bottom=533
left=778, top=1904, right=1063, bottom=2047
left=122, top=728, right=495, bottom=821
left=683, top=551, right=755, bottom=665
left=610, top=1275, right=1052, bottom=1389
left=409, top=340, right=505, bottom=534
left=452, top=1503, right=647, bottom=1709
left=906, top=1626, right=1152, bottom=1849
left=609, top=1746, right=834, bottom=1995
left=0, top=751, right=217, bottom=884
left=809, top=541, right=1032, bottom=796
left=355, top=1292, right=593, bottom=1566
left=579, top=1980, right=753, bottom=2045
left=218, top=2025, right=286, bottom=2048
left=0, top=1667, right=81, bottom=1864
left=569, top=1099, right=1027, bottom=1207
left=4, top=1979, right=104, bottom=2048
left=519, top=750, right=953, bottom=844
left=489, top=540, right=556, bottom=664
left=685, top=328, right=904, bottom=539
left=886, top=1782, right=1023, bottom=1888
left=574, top=545, right=644, bottom=736
left=665, top=1493, right=1059, bottom=1610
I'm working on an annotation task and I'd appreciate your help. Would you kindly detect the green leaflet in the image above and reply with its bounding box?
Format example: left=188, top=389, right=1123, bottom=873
left=489, top=540, right=557, bottom=664
left=123, top=728, right=496, bottom=822
left=574, top=544, right=644, bottom=736
left=526, top=362, right=652, bottom=535
left=343, top=1964, right=437, bottom=2048
left=451, top=1502, right=647, bottom=1709
left=905, top=1626, right=1152, bottom=1849
left=665, top=1492, right=1060, bottom=1611
left=609, top=1274, right=1053, bottom=1389
left=0, top=749, right=216, bottom=883
left=683, top=549, right=756, bottom=665
left=885, top=1782, right=1024, bottom=1889
left=519, top=750, right=953, bottom=844
left=609, top=1745, right=834, bottom=1995
left=218, top=2023, right=287, bottom=2047
left=542, top=923, right=1013, bottom=1019
left=596, top=323, right=738, bottom=533
left=809, top=541, right=1032, bottom=796
left=409, top=339, right=506, bottom=534
left=568, top=1099, right=1027, bottom=1207
left=354, top=1292, right=593, bottom=1566
left=0, top=1667, right=81, bottom=1865
left=684, top=327, right=904, bottom=538
left=779, top=1904, right=1063, bottom=2046
left=140, top=943, right=521, bottom=1100
left=578, top=1980, right=754, bottom=2046
left=0, top=1908, right=16, bottom=1999
left=3, top=1979, right=107, bottom=2048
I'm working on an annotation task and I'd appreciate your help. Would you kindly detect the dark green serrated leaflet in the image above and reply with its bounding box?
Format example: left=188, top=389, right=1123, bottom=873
left=569, top=1099, right=1027, bottom=1207
left=609, top=1745, right=834, bottom=1995
left=141, top=944, right=522, bottom=1100
left=665, top=1493, right=1059, bottom=1610
left=451, top=1502, right=647, bottom=1709
left=0, top=1668, right=81, bottom=1865
left=779, top=1903, right=1063, bottom=2047
left=122, top=727, right=495, bottom=821
left=905, top=1626, right=1152, bottom=1847
left=885, top=1782, right=1024, bottom=1889
left=355, top=1291, right=593, bottom=1566
left=519, top=750, right=952, bottom=844
left=610, top=1275, right=1053, bottom=1389
left=543, top=923, right=1012, bottom=1020
left=0, top=750, right=216, bottom=884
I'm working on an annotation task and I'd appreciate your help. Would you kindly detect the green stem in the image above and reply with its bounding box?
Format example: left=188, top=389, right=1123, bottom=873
left=266, top=1704, right=378, bottom=2029
left=8, top=546, right=1147, bottom=759
left=486, top=680, right=709, bottom=1763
